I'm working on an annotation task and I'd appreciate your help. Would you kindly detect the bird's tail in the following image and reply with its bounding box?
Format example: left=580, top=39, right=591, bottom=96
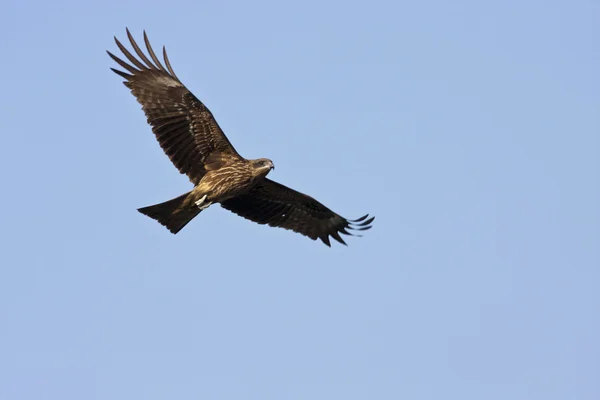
left=137, top=191, right=201, bottom=234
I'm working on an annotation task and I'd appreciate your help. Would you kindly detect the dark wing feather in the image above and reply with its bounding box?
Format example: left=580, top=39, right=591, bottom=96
left=221, top=179, right=374, bottom=246
left=107, top=28, right=241, bottom=184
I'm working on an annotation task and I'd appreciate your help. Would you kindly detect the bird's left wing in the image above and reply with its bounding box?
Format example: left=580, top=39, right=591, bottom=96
left=107, top=29, right=241, bottom=184
left=220, top=179, right=374, bottom=246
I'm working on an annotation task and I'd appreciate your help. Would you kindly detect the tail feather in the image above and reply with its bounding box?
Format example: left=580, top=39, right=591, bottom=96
left=137, top=191, right=201, bottom=234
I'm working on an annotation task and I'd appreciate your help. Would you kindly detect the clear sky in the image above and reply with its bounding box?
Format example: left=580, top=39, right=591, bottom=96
left=1, top=0, right=598, bottom=399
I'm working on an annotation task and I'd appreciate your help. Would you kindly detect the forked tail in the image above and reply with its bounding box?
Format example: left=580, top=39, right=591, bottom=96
left=137, top=191, right=201, bottom=234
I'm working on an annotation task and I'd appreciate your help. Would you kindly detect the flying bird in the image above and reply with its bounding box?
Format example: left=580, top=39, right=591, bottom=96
left=107, top=29, right=374, bottom=246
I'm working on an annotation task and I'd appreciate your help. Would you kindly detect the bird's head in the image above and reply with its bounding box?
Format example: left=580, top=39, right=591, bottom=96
left=251, top=158, right=275, bottom=177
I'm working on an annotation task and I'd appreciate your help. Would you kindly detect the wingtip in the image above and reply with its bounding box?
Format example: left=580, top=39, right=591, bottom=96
left=349, top=214, right=369, bottom=223
left=348, top=214, right=374, bottom=225
left=355, top=215, right=375, bottom=226
left=346, top=214, right=375, bottom=236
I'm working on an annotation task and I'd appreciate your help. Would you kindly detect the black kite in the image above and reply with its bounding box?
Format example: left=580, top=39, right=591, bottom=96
left=107, top=29, right=374, bottom=246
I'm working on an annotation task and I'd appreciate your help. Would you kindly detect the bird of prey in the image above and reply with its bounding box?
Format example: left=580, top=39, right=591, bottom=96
left=107, top=29, right=374, bottom=246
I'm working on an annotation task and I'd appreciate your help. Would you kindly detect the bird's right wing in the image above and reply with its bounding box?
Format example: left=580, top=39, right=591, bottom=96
left=221, top=179, right=374, bottom=246
left=107, top=29, right=241, bottom=184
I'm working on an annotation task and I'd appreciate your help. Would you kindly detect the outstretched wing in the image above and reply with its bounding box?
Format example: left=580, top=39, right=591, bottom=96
left=221, top=179, right=374, bottom=246
left=107, top=28, right=241, bottom=184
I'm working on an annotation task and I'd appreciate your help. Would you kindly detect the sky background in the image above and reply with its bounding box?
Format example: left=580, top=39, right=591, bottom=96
left=1, top=0, right=598, bottom=399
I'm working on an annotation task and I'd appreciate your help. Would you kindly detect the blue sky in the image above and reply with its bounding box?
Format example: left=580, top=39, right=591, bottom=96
left=1, top=0, right=598, bottom=399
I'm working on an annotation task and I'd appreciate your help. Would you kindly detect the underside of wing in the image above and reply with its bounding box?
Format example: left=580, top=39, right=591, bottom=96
left=221, top=179, right=374, bottom=246
left=107, top=28, right=241, bottom=184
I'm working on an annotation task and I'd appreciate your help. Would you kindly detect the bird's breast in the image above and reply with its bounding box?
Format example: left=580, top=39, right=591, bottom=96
left=195, top=165, right=259, bottom=202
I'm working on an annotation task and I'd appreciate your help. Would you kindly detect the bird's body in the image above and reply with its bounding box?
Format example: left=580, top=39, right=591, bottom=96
left=108, top=29, right=373, bottom=246
left=194, top=158, right=274, bottom=204
left=138, top=157, right=275, bottom=234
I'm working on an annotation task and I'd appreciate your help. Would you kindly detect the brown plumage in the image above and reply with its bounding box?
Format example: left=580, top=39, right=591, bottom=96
left=108, top=28, right=374, bottom=246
